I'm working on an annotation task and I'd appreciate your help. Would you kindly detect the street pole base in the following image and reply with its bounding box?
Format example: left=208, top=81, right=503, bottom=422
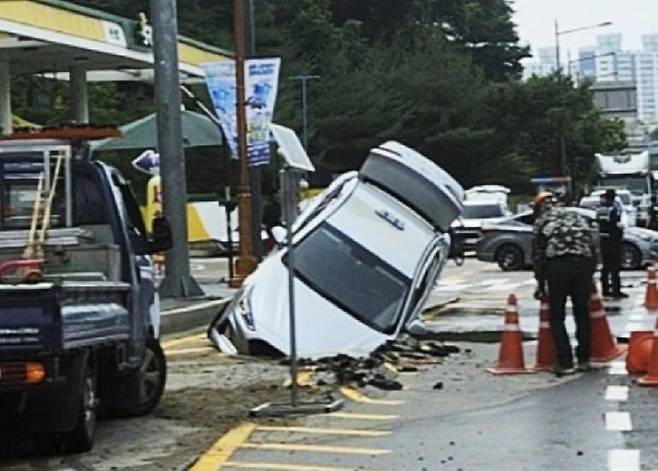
left=249, top=398, right=344, bottom=418
left=229, top=256, right=258, bottom=287
left=159, top=274, right=204, bottom=298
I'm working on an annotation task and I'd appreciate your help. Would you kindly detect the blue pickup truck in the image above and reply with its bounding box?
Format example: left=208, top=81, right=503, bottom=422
left=0, top=139, right=171, bottom=452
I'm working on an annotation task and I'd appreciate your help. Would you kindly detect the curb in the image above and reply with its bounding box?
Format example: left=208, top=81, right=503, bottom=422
left=161, top=298, right=230, bottom=335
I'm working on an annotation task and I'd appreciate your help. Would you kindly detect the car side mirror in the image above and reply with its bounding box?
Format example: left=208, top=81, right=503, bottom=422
left=271, top=226, right=287, bottom=247
left=146, top=216, right=173, bottom=254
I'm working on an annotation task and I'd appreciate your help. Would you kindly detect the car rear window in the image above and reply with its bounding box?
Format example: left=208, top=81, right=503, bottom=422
left=287, top=223, right=410, bottom=334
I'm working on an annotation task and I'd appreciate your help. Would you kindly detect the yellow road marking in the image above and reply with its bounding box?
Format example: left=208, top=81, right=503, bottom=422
left=339, top=386, right=405, bottom=406
left=165, top=346, right=216, bottom=356
left=162, top=332, right=207, bottom=350
left=257, top=425, right=390, bottom=437
left=282, top=370, right=314, bottom=388
left=225, top=461, right=378, bottom=471
left=326, top=412, right=398, bottom=421
left=190, top=422, right=256, bottom=471
left=241, top=442, right=390, bottom=455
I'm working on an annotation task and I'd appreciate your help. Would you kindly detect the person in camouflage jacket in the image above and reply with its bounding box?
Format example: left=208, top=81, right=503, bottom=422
left=533, top=193, right=598, bottom=376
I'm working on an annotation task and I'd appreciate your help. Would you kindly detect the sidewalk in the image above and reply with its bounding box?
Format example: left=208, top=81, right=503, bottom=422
left=159, top=257, right=238, bottom=335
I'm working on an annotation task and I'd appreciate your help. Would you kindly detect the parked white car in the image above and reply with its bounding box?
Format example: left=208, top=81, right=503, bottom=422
left=450, top=199, right=510, bottom=251
left=209, top=142, right=464, bottom=359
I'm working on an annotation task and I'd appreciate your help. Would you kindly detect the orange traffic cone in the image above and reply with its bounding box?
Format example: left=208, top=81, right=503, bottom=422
left=638, top=316, right=658, bottom=386
left=590, top=286, right=627, bottom=363
left=487, top=294, right=535, bottom=375
left=645, top=265, right=658, bottom=310
left=533, top=298, right=556, bottom=371
left=626, top=330, right=654, bottom=375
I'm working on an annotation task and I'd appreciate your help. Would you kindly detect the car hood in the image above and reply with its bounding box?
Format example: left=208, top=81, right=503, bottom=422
left=243, top=255, right=390, bottom=359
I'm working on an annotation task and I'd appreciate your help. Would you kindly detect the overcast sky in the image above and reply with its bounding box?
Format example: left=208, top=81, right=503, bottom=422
left=512, top=0, right=658, bottom=62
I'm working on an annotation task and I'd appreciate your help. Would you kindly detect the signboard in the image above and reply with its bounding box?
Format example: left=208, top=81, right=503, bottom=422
left=203, top=58, right=281, bottom=166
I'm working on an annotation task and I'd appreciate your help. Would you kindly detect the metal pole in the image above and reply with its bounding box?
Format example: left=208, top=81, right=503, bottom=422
left=70, top=66, right=89, bottom=123
left=224, top=186, right=235, bottom=281
left=554, top=19, right=561, bottom=73
left=0, top=56, right=11, bottom=136
left=289, top=75, right=320, bottom=150
left=301, top=79, right=308, bottom=151
left=231, top=0, right=257, bottom=286
left=280, top=170, right=298, bottom=407
left=244, top=0, right=263, bottom=262
left=150, top=0, right=202, bottom=297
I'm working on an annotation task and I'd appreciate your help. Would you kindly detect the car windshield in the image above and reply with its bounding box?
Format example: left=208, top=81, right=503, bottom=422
left=462, top=204, right=504, bottom=219
left=289, top=223, right=410, bottom=334
left=600, top=178, right=648, bottom=195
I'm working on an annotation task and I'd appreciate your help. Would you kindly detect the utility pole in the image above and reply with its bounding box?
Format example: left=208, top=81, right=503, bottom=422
left=231, top=0, right=257, bottom=286
left=150, top=0, right=202, bottom=297
left=244, top=0, right=263, bottom=262
left=289, top=75, right=320, bottom=150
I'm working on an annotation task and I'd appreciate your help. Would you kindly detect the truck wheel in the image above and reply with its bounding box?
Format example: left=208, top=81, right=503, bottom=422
left=65, top=359, right=98, bottom=453
left=127, top=338, right=167, bottom=416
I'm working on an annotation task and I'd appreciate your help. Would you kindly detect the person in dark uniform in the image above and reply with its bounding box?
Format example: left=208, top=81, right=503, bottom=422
left=533, top=192, right=598, bottom=375
left=597, top=189, right=627, bottom=298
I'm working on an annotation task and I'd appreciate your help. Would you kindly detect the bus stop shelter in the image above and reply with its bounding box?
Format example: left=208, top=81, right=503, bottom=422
left=0, top=0, right=231, bottom=134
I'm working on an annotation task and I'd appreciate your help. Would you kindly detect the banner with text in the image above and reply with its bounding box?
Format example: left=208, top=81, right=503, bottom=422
left=203, top=58, right=281, bottom=166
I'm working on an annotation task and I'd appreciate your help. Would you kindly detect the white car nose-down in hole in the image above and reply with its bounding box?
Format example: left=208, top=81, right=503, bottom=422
left=209, top=141, right=464, bottom=359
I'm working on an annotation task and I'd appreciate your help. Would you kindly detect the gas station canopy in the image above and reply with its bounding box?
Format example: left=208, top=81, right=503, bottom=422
left=0, top=0, right=231, bottom=82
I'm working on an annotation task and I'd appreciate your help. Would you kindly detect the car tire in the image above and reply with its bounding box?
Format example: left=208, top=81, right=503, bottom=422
left=621, top=243, right=642, bottom=270
left=495, top=244, right=524, bottom=271
left=123, top=338, right=167, bottom=417
left=64, top=357, right=98, bottom=453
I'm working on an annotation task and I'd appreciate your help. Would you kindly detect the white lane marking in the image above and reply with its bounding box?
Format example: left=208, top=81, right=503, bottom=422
left=608, top=449, right=640, bottom=471
left=605, top=411, right=633, bottom=431
left=609, top=362, right=628, bottom=375
left=605, top=385, right=629, bottom=402
left=626, top=322, right=644, bottom=333
left=629, top=313, right=645, bottom=322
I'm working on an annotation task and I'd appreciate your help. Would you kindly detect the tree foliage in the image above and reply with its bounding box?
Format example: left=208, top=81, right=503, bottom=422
left=10, top=0, right=625, bottom=195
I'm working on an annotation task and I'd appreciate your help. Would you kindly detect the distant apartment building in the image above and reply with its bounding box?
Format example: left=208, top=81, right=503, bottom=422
left=523, top=33, right=658, bottom=125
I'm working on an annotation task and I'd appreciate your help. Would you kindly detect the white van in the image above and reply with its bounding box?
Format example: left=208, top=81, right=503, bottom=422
left=209, top=142, right=464, bottom=359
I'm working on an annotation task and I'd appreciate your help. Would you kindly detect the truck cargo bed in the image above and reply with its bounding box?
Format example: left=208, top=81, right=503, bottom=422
left=0, top=281, right=130, bottom=355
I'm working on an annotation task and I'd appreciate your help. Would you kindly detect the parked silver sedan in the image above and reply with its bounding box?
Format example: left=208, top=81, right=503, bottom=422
left=476, top=209, right=658, bottom=271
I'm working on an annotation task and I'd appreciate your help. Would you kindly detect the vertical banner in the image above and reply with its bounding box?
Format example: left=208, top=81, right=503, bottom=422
left=202, top=61, right=239, bottom=159
left=203, top=58, right=281, bottom=166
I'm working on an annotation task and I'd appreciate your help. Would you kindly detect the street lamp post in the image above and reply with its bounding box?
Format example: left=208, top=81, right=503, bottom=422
left=289, top=75, right=320, bottom=150
left=553, top=19, right=612, bottom=192
left=554, top=20, right=612, bottom=72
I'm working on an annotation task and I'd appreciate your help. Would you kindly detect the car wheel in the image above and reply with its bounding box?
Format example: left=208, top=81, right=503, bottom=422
left=64, top=358, right=98, bottom=453
left=495, top=244, right=524, bottom=271
left=125, top=339, right=167, bottom=417
left=621, top=243, right=642, bottom=270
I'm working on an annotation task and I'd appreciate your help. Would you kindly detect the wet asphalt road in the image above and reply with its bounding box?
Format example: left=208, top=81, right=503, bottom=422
left=3, top=258, right=658, bottom=470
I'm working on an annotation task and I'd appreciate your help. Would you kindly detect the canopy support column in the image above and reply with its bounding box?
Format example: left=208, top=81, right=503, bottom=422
left=0, top=57, right=11, bottom=136
left=70, top=66, right=89, bottom=123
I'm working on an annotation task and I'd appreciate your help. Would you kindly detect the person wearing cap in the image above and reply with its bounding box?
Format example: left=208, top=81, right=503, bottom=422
left=533, top=192, right=598, bottom=375
left=596, top=189, right=627, bottom=298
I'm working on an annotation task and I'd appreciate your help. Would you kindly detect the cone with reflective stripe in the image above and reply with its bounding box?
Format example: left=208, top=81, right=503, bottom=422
left=533, top=298, right=556, bottom=371
left=645, top=265, right=658, bottom=310
left=626, top=330, right=654, bottom=375
left=487, top=294, right=535, bottom=374
left=638, top=316, right=658, bottom=386
left=590, top=285, right=626, bottom=363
